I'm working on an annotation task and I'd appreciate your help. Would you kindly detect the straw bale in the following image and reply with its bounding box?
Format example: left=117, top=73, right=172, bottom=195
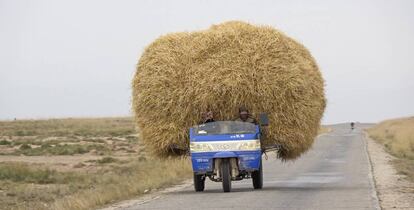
left=132, top=21, right=326, bottom=160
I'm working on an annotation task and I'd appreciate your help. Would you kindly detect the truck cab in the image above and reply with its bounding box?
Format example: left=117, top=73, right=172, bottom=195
left=189, top=121, right=263, bottom=192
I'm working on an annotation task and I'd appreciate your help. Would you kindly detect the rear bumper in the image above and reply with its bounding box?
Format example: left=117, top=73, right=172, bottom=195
left=191, top=150, right=261, bottom=173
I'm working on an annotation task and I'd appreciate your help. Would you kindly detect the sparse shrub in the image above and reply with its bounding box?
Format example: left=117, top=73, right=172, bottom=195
left=15, top=131, right=25, bottom=136
left=41, top=143, right=52, bottom=149
left=0, top=163, right=85, bottom=185
left=19, top=144, right=31, bottom=150
left=97, top=157, right=117, bottom=164
left=0, top=140, right=11, bottom=145
left=0, top=163, right=56, bottom=184
left=73, top=163, right=86, bottom=168
left=125, top=136, right=137, bottom=141
left=16, top=144, right=107, bottom=156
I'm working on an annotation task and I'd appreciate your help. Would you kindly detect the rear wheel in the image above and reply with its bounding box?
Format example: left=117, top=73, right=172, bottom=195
left=193, top=173, right=205, bottom=192
left=221, top=159, right=232, bottom=192
left=252, top=159, right=263, bottom=189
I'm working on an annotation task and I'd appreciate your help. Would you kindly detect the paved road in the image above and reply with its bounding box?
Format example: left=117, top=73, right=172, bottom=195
left=126, top=124, right=380, bottom=210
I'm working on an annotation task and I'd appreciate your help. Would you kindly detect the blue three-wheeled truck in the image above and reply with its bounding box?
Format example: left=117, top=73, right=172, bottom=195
left=189, top=114, right=272, bottom=192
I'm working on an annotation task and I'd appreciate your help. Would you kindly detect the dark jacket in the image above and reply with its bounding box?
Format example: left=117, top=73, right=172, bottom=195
left=201, top=119, right=215, bottom=124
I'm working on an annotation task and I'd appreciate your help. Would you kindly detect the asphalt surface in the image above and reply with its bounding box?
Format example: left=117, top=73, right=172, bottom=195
left=126, top=124, right=380, bottom=210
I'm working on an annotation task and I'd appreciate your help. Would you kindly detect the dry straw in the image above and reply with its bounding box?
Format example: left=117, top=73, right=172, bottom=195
left=132, top=21, right=326, bottom=160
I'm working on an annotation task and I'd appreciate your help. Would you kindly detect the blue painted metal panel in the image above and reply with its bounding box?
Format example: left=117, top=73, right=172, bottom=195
left=189, top=126, right=260, bottom=142
left=213, top=151, right=237, bottom=158
left=191, top=150, right=262, bottom=173
left=189, top=123, right=262, bottom=174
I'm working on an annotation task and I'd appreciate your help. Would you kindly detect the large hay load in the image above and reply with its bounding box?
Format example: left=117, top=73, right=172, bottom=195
left=132, top=21, right=325, bottom=160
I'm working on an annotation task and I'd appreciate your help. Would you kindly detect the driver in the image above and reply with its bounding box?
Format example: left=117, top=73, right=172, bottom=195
left=202, top=111, right=215, bottom=124
left=235, top=106, right=257, bottom=124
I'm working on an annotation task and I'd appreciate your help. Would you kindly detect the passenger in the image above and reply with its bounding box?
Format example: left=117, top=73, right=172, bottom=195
left=199, top=111, right=219, bottom=134
left=235, top=106, right=257, bottom=124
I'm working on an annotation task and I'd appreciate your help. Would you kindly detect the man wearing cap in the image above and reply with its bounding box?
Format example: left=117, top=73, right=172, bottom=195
left=235, top=106, right=257, bottom=124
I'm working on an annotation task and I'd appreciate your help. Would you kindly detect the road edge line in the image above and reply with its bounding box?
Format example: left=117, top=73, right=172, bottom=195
left=363, top=131, right=382, bottom=210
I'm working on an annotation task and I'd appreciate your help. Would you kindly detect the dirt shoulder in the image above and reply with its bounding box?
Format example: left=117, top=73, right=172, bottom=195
left=366, top=134, right=414, bottom=209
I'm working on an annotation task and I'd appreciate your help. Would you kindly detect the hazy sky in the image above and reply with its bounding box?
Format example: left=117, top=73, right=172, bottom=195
left=1, top=0, right=413, bottom=124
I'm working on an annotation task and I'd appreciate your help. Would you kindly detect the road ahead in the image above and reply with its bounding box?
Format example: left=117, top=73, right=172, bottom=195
left=126, top=125, right=380, bottom=210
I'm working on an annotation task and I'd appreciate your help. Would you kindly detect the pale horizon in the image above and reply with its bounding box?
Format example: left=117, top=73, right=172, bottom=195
left=1, top=0, right=413, bottom=124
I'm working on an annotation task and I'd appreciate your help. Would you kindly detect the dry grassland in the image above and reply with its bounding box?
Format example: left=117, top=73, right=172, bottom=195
left=367, top=116, right=414, bottom=181
left=318, top=126, right=331, bottom=134
left=0, top=117, right=191, bottom=210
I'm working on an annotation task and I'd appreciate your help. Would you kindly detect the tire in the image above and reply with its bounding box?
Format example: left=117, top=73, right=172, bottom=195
left=252, top=159, right=263, bottom=189
left=221, top=159, right=232, bottom=192
left=193, top=173, right=205, bottom=192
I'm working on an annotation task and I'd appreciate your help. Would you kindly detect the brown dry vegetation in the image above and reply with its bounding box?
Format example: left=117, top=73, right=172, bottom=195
left=318, top=126, right=331, bottom=134
left=132, top=21, right=326, bottom=160
left=367, top=116, right=414, bottom=181
left=0, top=117, right=136, bottom=137
left=0, top=117, right=191, bottom=210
